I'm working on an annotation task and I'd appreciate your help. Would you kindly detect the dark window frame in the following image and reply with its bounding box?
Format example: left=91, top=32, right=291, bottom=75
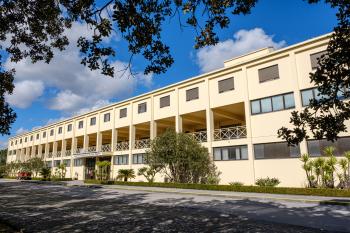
left=58, top=127, right=62, bottom=134
left=160, top=95, right=170, bottom=108
left=132, top=153, right=147, bottom=164
left=78, top=120, right=84, bottom=129
left=90, top=117, right=96, bottom=126
left=186, top=87, right=199, bottom=101
left=120, top=108, right=127, bottom=118
left=218, top=77, right=235, bottom=93
left=258, top=64, right=280, bottom=83
left=104, top=113, right=111, bottom=122
left=114, top=155, right=129, bottom=165
left=251, top=92, right=295, bottom=115
left=307, top=136, right=350, bottom=157
left=213, top=145, right=248, bottom=161
left=138, top=102, right=147, bottom=114
left=67, top=124, right=72, bottom=132
left=253, top=141, right=300, bottom=160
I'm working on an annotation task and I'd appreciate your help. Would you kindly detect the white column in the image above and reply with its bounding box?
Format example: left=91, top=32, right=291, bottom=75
left=175, top=115, right=182, bottom=133
left=62, top=139, right=67, bottom=156
left=150, top=120, right=157, bottom=139
left=129, top=125, right=135, bottom=168
left=83, top=134, right=89, bottom=152
left=111, top=129, right=118, bottom=152
left=97, top=132, right=102, bottom=151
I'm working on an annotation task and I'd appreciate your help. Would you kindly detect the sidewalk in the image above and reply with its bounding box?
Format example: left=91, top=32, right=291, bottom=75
left=98, top=184, right=350, bottom=205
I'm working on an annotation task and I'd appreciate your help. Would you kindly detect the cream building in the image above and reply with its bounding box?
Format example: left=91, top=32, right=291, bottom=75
left=6, top=33, right=350, bottom=187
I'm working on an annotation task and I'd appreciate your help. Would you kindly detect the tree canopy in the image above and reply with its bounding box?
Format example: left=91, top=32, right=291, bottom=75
left=146, top=129, right=220, bottom=184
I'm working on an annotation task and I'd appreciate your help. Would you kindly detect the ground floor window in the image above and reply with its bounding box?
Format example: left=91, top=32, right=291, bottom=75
left=254, top=142, right=300, bottom=159
left=74, top=158, right=83, bottom=167
left=63, top=159, right=71, bottom=167
left=133, top=153, right=147, bottom=164
left=307, top=137, right=350, bottom=157
left=53, top=160, right=61, bottom=167
left=114, top=155, right=129, bottom=165
left=46, top=161, right=52, bottom=168
left=213, top=145, right=248, bottom=161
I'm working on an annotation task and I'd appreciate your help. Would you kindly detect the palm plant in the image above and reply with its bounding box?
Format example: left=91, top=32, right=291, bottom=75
left=117, top=169, right=135, bottom=182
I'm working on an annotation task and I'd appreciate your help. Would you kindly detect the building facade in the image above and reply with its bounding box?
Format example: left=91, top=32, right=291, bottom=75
left=6, top=33, right=350, bottom=187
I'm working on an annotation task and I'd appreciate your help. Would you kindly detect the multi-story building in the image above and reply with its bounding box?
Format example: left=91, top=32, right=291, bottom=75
left=6, top=33, right=350, bottom=187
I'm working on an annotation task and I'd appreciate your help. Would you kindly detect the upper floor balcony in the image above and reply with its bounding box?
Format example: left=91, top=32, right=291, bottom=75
left=213, top=125, right=247, bottom=141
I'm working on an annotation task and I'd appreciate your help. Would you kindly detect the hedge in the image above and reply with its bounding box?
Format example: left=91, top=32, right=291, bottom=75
left=84, top=180, right=350, bottom=197
left=2, top=176, right=72, bottom=181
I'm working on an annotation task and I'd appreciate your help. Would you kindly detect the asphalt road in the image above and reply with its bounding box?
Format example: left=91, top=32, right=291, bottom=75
left=0, top=180, right=349, bottom=233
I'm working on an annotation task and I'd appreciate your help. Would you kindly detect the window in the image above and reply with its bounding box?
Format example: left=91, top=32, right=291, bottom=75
left=186, top=87, right=199, bottom=101
left=258, top=64, right=279, bottom=83
left=213, top=145, right=248, bottom=161
left=300, top=87, right=334, bottom=106
left=310, top=50, right=327, bottom=70
left=63, top=159, right=71, bottom=167
left=30, top=135, right=33, bottom=141
left=67, top=124, right=72, bottom=132
left=58, top=127, right=62, bottom=134
left=114, top=155, right=129, bottom=165
left=54, top=160, right=61, bottom=167
left=46, top=161, right=52, bottom=168
left=20, top=139, right=22, bottom=143
left=24, top=137, right=27, bottom=143
left=160, top=95, right=170, bottom=108
left=254, top=142, right=300, bottom=159
left=11, top=141, right=13, bottom=146
left=50, top=129, right=54, bottom=136
left=307, top=137, right=350, bottom=157
left=138, top=102, right=147, bottom=113
left=74, top=159, right=83, bottom=167
left=133, top=153, right=147, bottom=164
left=43, top=132, right=46, bottom=138
left=15, top=140, right=17, bottom=145
left=104, top=113, right=110, bottom=122
left=90, top=117, right=96, bottom=126
left=36, top=134, right=39, bottom=140
left=251, top=92, right=295, bottom=115
left=120, top=108, right=127, bottom=118
left=78, top=120, right=84, bottom=129
left=218, top=77, right=234, bottom=93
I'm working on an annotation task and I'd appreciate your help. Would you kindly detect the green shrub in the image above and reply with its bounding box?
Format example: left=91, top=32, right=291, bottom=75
left=255, top=177, right=280, bottom=187
left=229, top=181, right=244, bottom=187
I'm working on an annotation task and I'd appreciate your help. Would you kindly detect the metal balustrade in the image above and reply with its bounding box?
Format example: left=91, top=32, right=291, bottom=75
left=65, top=150, right=71, bottom=156
left=56, top=151, right=62, bottom=157
left=134, top=139, right=151, bottom=149
left=101, top=144, right=111, bottom=152
left=74, top=148, right=83, bottom=154
left=116, top=141, right=129, bottom=151
left=88, top=146, right=97, bottom=152
left=213, top=126, right=247, bottom=141
left=48, top=152, right=53, bottom=158
left=187, top=131, right=207, bottom=143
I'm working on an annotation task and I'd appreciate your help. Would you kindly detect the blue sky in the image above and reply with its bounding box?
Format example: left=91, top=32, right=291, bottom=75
left=1, top=0, right=337, bottom=148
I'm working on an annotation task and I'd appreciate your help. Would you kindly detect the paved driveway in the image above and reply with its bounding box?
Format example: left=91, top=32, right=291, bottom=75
left=0, top=180, right=349, bottom=232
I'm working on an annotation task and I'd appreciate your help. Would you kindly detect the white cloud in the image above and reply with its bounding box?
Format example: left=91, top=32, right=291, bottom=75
left=195, top=28, right=286, bottom=73
left=6, top=80, right=44, bottom=108
left=4, top=22, right=151, bottom=115
left=16, top=127, right=28, bottom=135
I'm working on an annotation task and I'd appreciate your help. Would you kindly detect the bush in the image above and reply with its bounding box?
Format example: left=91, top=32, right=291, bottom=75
left=83, top=180, right=350, bottom=197
left=229, top=181, right=244, bottom=187
left=255, top=177, right=280, bottom=187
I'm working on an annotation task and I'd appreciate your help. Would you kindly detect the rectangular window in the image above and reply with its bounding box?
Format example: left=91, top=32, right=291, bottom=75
left=11, top=141, right=13, bottom=146
left=120, top=108, right=127, bottom=118
left=20, top=139, right=22, bottom=143
left=74, top=159, right=83, bottom=167
left=251, top=92, right=295, bottom=115
left=54, top=160, right=61, bottom=167
left=78, top=121, right=84, bottom=129
left=114, top=155, right=129, bottom=165
left=90, top=117, right=96, bottom=126
left=133, top=153, right=147, bottom=164
left=24, top=137, right=27, bottom=143
left=50, top=129, right=54, bottom=136
left=258, top=64, right=279, bottom=83
left=63, top=159, right=71, bottom=167
left=43, top=132, right=46, bottom=138
left=218, top=77, right=234, bottom=93
left=300, top=87, right=332, bottom=107
left=15, top=140, right=17, bottom=145
left=254, top=142, right=300, bottom=159
left=138, top=102, right=147, bottom=114
left=307, top=137, right=350, bottom=157
left=160, top=95, right=170, bottom=108
left=186, top=87, right=199, bottom=101
left=213, top=145, right=248, bottom=161
left=67, top=124, right=72, bottom=132
left=310, top=50, right=327, bottom=70
left=36, top=134, right=39, bottom=140
left=30, top=136, right=33, bottom=141
left=58, top=127, right=62, bottom=134
left=46, top=161, right=52, bottom=168
left=104, top=113, right=110, bottom=122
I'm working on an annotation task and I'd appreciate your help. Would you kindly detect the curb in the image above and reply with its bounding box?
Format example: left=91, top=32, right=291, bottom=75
left=102, top=185, right=350, bottom=206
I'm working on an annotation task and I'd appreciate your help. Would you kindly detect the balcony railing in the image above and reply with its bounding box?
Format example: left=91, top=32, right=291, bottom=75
left=116, top=141, right=129, bottom=151
left=48, top=152, right=53, bottom=158
left=88, top=146, right=97, bottom=152
left=56, top=151, right=62, bottom=157
left=187, top=131, right=207, bottom=143
left=134, top=139, right=151, bottom=149
left=101, top=144, right=111, bottom=152
left=74, top=148, right=83, bottom=154
left=65, top=150, right=71, bottom=156
left=213, top=126, right=247, bottom=141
